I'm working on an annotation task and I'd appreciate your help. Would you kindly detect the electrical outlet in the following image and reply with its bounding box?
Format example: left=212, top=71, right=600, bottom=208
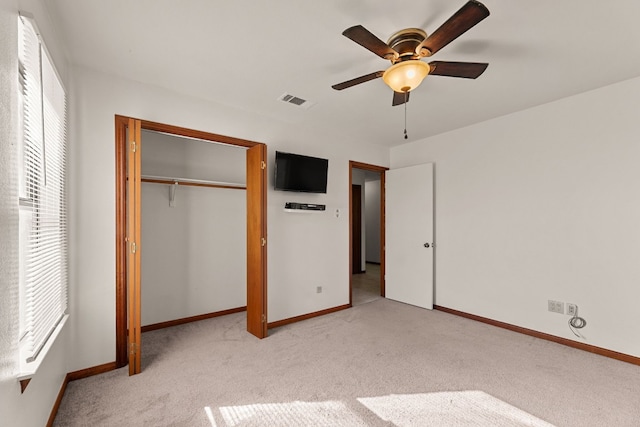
left=566, top=303, right=577, bottom=316
left=548, top=300, right=564, bottom=314
left=316, top=286, right=322, bottom=294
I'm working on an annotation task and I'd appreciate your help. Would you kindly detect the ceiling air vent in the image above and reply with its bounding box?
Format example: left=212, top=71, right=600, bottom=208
left=278, top=93, right=315, bottom=110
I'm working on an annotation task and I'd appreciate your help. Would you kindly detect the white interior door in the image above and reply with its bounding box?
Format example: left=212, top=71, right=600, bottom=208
left=385, top=163, right=434, bottom=309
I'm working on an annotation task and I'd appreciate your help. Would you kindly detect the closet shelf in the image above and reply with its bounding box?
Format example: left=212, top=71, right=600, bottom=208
left=141, top=175, right=246, bottom=207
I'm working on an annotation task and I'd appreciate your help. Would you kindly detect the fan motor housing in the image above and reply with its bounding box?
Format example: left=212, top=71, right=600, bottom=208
left=387, top=28, right=427, bottom=62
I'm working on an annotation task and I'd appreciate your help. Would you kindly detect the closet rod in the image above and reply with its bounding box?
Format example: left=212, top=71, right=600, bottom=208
left=141, top=175, right=246, bottom=190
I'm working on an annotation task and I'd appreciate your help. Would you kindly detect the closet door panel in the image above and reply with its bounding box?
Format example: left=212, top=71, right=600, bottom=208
left=127, top=118, right=142, bottom=375
left=246, top=144, right=267, bottom=338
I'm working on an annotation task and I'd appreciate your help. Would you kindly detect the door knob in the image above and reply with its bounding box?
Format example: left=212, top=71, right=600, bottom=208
left=424, top=242, right=430, bottom=248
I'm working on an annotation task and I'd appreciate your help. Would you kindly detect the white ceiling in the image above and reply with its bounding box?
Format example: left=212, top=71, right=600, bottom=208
left=47, top=0, right=640, bottom=147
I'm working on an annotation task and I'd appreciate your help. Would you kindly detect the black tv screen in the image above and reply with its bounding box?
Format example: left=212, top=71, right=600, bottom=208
left=274, top=151, right=328, bottom=193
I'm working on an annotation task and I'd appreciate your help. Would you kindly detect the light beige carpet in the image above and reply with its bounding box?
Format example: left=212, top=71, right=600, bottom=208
left=352, top=263, right=382, bottom=306
left=54, top=298, right=640, bottom=426
left=212, top=391, right=553, bottom=427
left=358, top=391, right=554, bottom=427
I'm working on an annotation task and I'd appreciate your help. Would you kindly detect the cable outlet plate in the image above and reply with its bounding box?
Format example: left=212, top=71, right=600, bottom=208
left=548, top=300, right=564, bottom=314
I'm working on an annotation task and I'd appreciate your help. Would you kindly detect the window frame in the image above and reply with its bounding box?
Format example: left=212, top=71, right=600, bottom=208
left=17, top=12, right=69, bottom=379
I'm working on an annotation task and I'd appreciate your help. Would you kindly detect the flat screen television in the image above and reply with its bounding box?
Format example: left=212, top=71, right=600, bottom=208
left=274, top=151, right=328, bottom=193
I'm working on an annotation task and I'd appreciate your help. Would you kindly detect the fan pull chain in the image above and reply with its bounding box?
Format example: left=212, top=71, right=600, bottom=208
left=403, top=91, right=408, bottom=139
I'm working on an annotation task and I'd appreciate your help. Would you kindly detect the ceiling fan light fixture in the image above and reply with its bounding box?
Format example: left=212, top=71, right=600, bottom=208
left=382, top=60, right=430, bottom=92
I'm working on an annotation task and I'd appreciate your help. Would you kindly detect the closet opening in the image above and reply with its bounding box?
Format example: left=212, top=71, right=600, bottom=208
left=115, top=116, right=267, bottom=375
left=139, top=129, right=248, bottom=332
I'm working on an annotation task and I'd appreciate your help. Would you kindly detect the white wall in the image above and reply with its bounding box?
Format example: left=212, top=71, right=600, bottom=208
left=141, top=132, right=246, bottom=326
left=364, top=180, right=381, bottom=264
left=1, top=1, right=71, bottom=426
left=67, top=65, right=389, bottom=372
left=141, top=130, right=246, bottom=184
left=391, top=76, right=640, bottom=358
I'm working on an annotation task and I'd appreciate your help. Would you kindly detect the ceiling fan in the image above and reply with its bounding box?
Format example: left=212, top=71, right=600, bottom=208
left=332, top=0, right=490, bottom=106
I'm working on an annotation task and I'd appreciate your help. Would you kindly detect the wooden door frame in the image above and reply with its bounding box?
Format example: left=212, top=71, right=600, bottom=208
left=115, top=115, right=268, bottom=368
left=348, top=161, right=388, bottom=306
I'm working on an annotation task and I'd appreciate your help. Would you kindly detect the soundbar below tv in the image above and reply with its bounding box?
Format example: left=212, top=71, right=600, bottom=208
left=274, top=151, right=328, bottom=193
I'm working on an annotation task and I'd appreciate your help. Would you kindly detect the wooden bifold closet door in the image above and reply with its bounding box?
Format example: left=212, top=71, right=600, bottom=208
left=246, top=144, right=268, bottom=338
left=126, top=118, right=142, bottom=375
left=116, top=116, right=268, bottom=376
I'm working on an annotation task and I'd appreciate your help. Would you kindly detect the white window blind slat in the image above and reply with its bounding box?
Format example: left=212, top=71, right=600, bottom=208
left=19, top=15, right=68, bottom=364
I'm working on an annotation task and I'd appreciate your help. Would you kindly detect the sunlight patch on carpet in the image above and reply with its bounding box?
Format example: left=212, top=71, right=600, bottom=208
left=204, top=406, right=217, bottom=426
left=218, top=400, right=367, bottom=426
left=358, top=391, right=556, bottom=427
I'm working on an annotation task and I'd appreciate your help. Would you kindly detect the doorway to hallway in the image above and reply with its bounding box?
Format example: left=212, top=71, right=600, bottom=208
left=349, top=161, right=388, bottom=307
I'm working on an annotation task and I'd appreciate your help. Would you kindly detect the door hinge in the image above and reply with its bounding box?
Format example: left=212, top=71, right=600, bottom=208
left=261, top=237, right=266, bottom=247
left=130, top=242, right=137, bottom=254
left=261, top=314, right=266, bottom=323
left=261, top=161, right=266, bottom=170
left=129, top=342, right=138, bottom=355
left=131, top=141, right=137, bottom=153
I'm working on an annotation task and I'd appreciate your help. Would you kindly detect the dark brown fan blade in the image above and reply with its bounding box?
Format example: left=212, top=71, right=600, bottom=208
left=332, top=71, right=384, bottom=90
left=428, top=61, right=488, bottom=78
left=392, top=91, right=410, bottom=106
left=343, top=25, right=399, bottom=60
left=417, top=0, right=489, bottom=57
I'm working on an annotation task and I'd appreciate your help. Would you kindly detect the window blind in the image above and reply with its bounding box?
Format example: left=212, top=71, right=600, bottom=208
left=19, top=15, right=68, bottom=363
